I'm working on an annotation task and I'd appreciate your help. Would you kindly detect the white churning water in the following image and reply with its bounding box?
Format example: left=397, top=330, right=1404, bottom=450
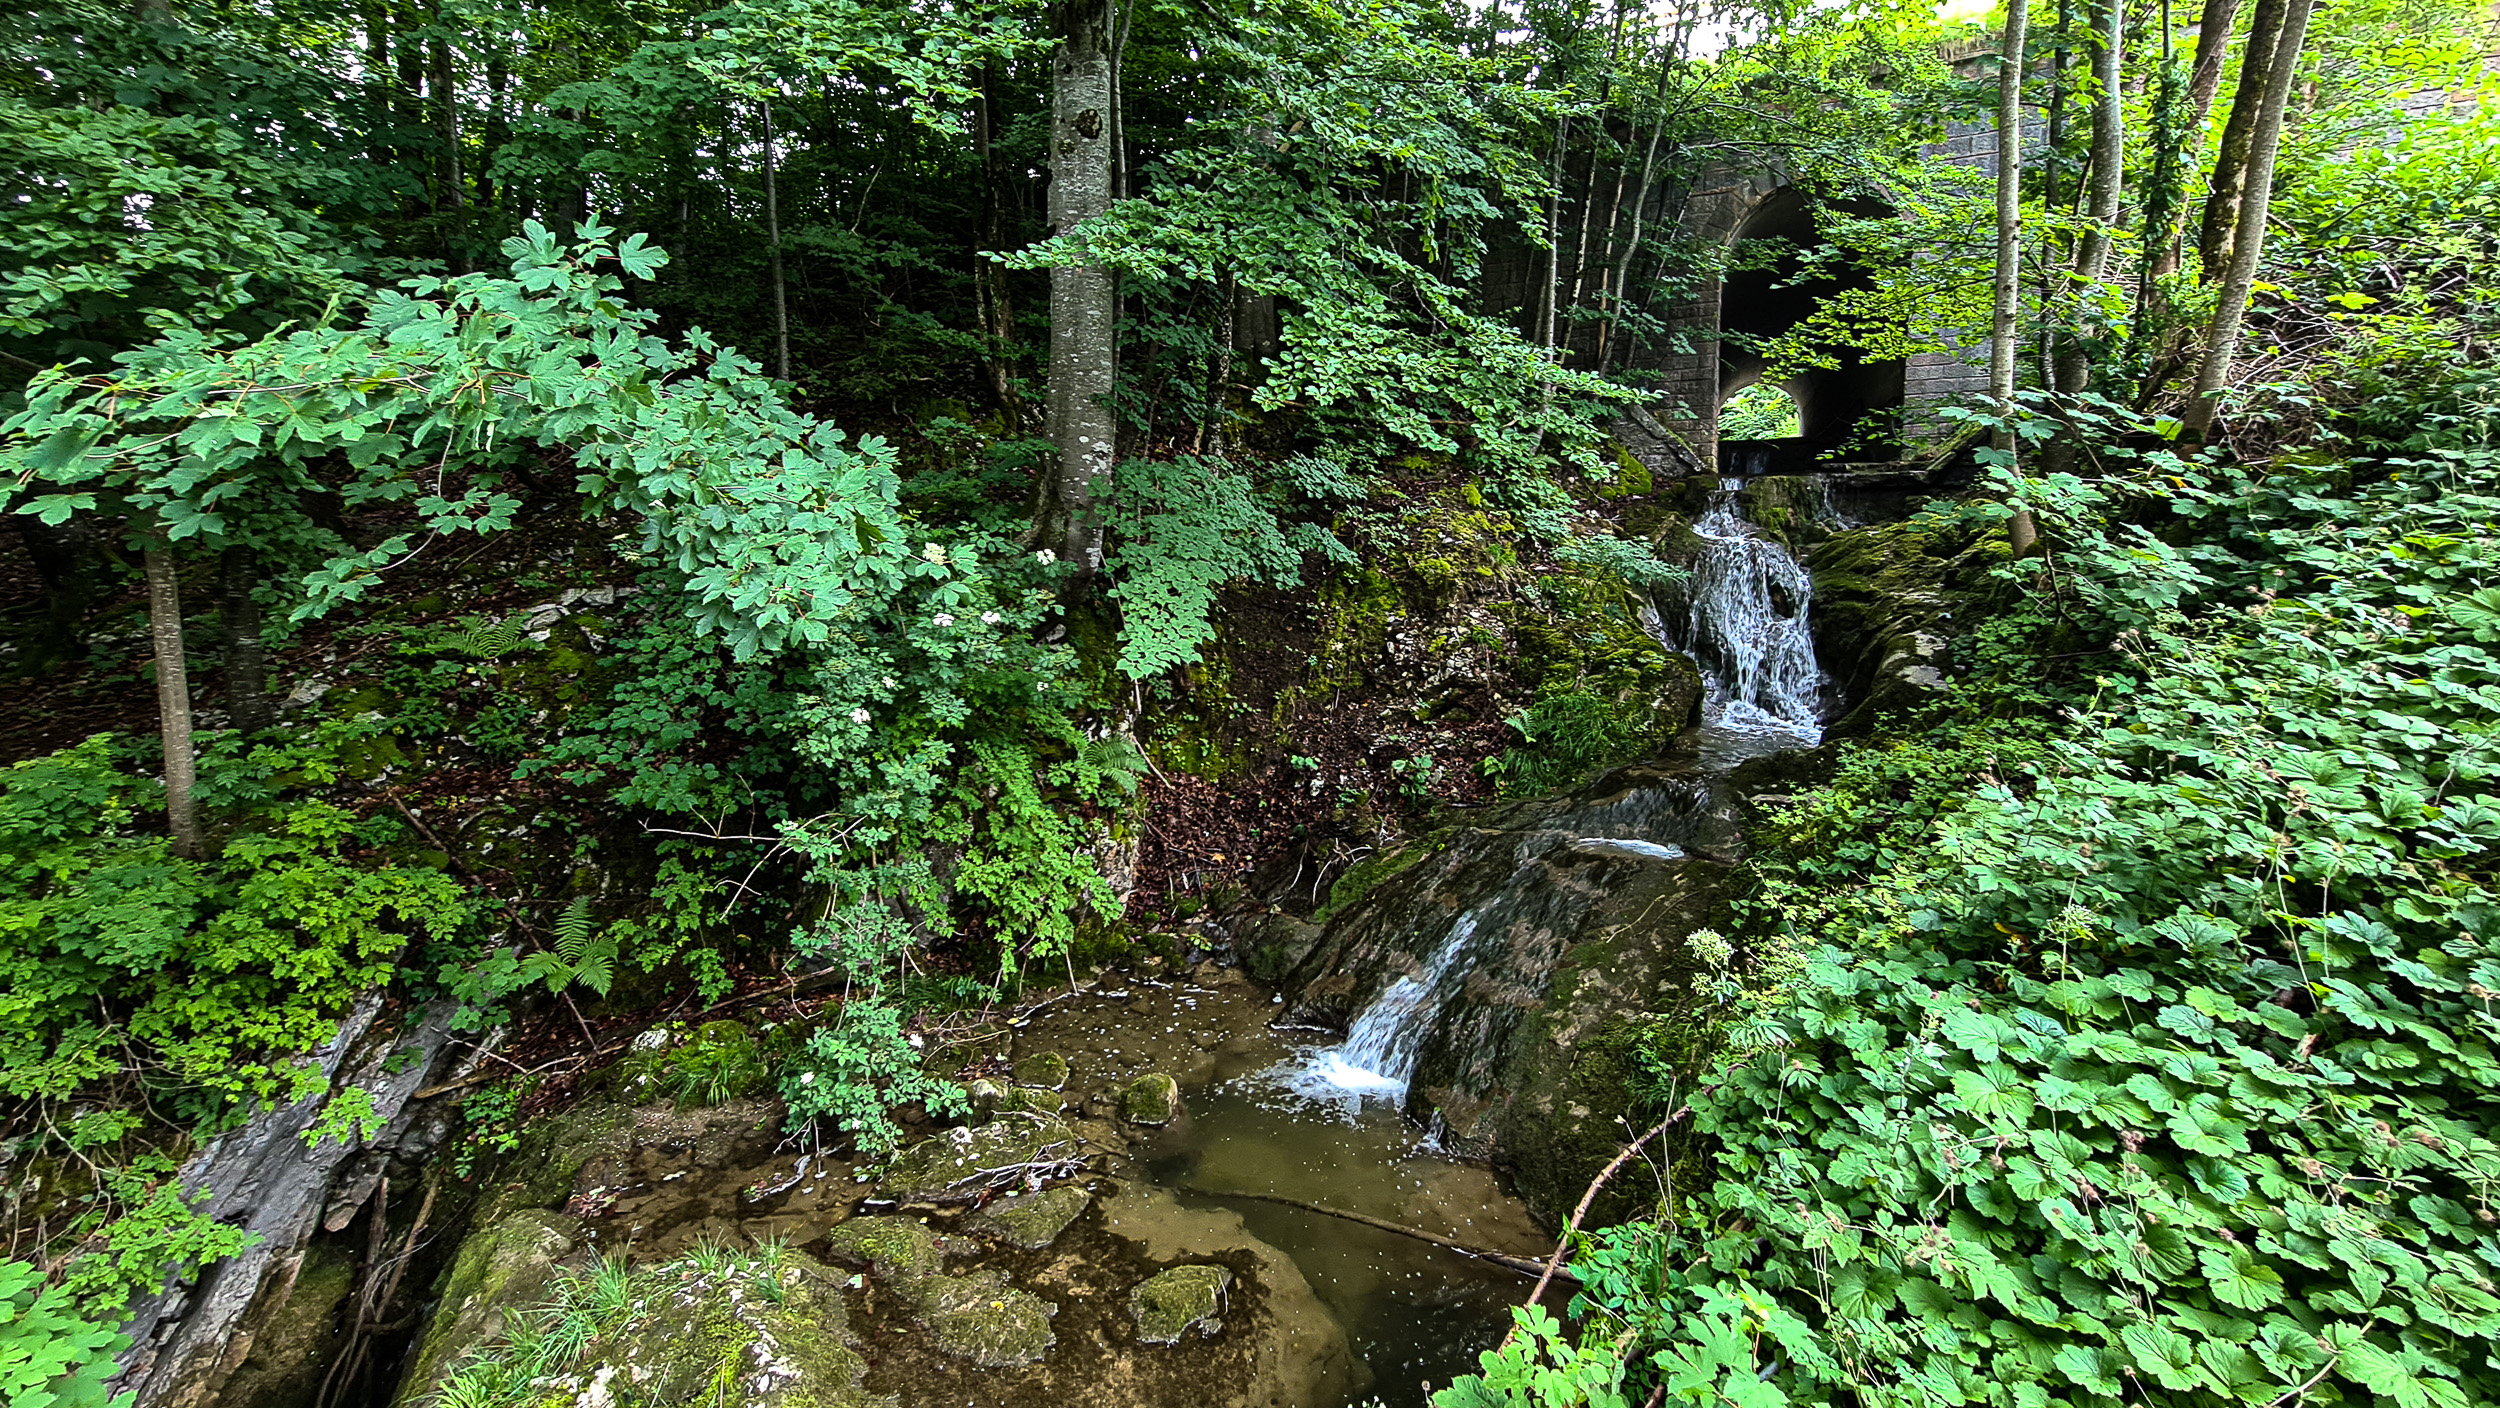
left=1270, top=912, right=1480, bottom=1112
left=1663, top=476, right=1825, bottom=761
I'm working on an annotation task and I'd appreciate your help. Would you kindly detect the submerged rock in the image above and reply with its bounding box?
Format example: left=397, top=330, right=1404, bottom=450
left=1012, top=1051, right=1070, bottom=1090
left=1118, top=1073, right=1182, bottom=1126
left=876, top=1116, right=1080, bottom=1203
left=1129, top=1264, right=1232, bottom=1344
left=965, top=1184, right=1092, bottom=1249
left=821, top=1216, right=967, bottom=1283
left=913, top=1268, right=1057, bottom=1366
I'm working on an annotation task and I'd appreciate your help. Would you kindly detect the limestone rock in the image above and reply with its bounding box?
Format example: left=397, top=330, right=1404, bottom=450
left=875, top=1117, right=1080, bottom=1203
left=965, top=1184, right=1091, bottom=1250
left=1118, top=1073, right=1182, bottom=1126
left=1012, top=1051, right=1070, bottom=1090
left=567, top=1256, right=886, bottom=1407
left=1129, top=1264, right=1232, bottom=1344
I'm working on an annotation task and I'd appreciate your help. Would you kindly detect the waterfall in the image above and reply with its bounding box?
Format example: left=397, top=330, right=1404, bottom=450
left=1278, top=912, right=1480, bottom=1109
left=1664, top=477, right=1824, bottom=762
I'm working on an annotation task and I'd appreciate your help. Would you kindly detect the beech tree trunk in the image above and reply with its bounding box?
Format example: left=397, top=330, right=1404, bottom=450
left=1041, top=0, right=1118, bottom=579
left=1993, top=0, right=2038, bottom=556
left=146, top=544, right=203, bottom=860
left=219, top=547, right=275, bottom=736
left=2183, top=0, right=2315, bottom=440
left=2197, top=0, right=2288, bottom=277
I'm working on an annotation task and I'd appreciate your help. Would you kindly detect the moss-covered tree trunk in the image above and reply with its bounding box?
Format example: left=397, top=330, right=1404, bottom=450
left=1040, top=0, right=1118, bottom=581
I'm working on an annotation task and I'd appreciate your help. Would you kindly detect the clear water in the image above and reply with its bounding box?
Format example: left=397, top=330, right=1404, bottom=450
left=1144, top=1061, right=1551, bottom=1408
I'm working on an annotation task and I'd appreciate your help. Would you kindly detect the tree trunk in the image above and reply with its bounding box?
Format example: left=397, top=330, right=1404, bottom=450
left=2182, top=0, right=2315, bottom=441
left=1994, top=0, right=2038, bottom=556
left=2053, top=0, right=2122, bottom=393
left=975, top=65, right=1023, bottom=427
left=2149, top=0, right=2241, bottom=277
left=146, top=544, right=204, bottom=860
left=1041, top=0, right=1119, bottom=579
left=219, top=547, right=275, bottom=736
left=1538, top=117, right=1569, bottom=353
left=762, top=100, right=789, bottom=381
left=2196, top=0, right=2287, bottom=277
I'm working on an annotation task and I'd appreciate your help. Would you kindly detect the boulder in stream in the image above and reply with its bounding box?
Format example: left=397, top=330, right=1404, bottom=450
left=1129, top=1264, right=1232, bottom=1343
left=965, top=1183, right=1091, bottom=1249
left=397, top=1207, right=582, bottom=1399
left=875, top=1114, right=1080, bottom=1203
left=1118, top=1073, right=1182, bottom=1126
left=1012, top=1051, right=1070, bottom=1090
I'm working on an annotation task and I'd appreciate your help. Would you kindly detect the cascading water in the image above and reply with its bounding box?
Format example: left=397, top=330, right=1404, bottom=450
left=1281, top=912, right=1480, bottom=1110
left=1663, top=476, right=1825, bottom=766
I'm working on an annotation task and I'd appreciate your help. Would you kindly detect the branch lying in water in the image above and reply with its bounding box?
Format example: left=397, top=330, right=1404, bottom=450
left=1175, top=1186, right=1561, bottom=1281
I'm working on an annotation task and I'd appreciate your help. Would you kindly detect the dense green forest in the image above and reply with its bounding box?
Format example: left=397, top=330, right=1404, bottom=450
left=1, top=0, right=2496, bottom=1403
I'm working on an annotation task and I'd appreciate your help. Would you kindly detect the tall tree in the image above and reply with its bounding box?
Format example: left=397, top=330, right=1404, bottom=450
left=2183, top=0, right=2316, bottom=439
left=2195, top=0, right=2288, bottom=275
left=2052, top=0, right=2122, bottom=394
left=1994, top=0, right=2036, bottom=555
left=1040, top=0, right=1119, bottom=579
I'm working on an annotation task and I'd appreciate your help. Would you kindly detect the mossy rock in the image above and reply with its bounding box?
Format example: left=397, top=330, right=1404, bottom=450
left=394, top=1208, right=581, bottom=1403
left=964, top=1184, right=1091, bottom=1250
left=1000, top=1085, right=1064, bottom=1117
left=570, top=1257, right=886, bottom=1407
left=1118, top=1074, right=1182, bottom=1127
left=1237, top=912, right=1324, bottom=984
left=912, top=1269, right=1057, bottom=1366
left=875, top=1117, right=1078, bottom=1203
left=820, top=1216, right=964, bottom=1284
left=218, top=1241, right=357, bottom=1408
left=1128, top=1264, right=1233, bottom=1344
left=1012, top=1052, right=1070, bottom=1091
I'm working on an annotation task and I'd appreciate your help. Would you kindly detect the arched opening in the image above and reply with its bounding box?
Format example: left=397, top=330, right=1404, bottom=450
left=1713, top=187, right=1903, bottom=467
left=1718, top=383, right=1802, bottom=439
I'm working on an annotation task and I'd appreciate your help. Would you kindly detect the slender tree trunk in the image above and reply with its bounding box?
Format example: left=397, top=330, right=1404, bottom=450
left=2183, top=0, right=2315, bottom=441
left=219, top=548, right=275, bottom=736
left=1539, top=117, right=1569, bottom=352
left=363, top=5, right=392, bottom=166
left=762, top=100, right=789, bottom=381
left=482, top=46, right=510, bottom=211
left=146, top=544, right=204, bottom=860
left=1994, top=0, right=2038, bottom=556
left=2149, top=0, right=2241, bottom=276
left=1041, top=0, right=1118, bottom=579
left=395, top=14, right=426, bottom=217
left=2051, top=0, right=2123, bottom=396
left=974, top=66, right=1023, bottom=426
left=2197, top=0, right=2287, bottom=276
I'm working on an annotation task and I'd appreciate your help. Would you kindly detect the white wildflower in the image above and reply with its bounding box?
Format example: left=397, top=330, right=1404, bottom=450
left=849, top=707, right=871, bottom=725
left=1035, top=549, right=1057, bottom=566
left=921, top=543, right=948, bottom=565
left=799, top=1071, right=816, bottom=1085
left=981, top=611, right=1002, bottom=625
left=933, top=613, right=955, bottom=628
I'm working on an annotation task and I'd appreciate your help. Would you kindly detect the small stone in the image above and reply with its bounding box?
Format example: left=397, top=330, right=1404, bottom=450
left=965, top=1185, right=1091, bottom=1250
left=1013, top=1052, right=1070, bottom=1090
left=1118, top=1073, right=1182, bottom=1126
left=1004, top=1085, right=1064, bottom=1117
left=1129, top=1264, right=1232, bottom=1344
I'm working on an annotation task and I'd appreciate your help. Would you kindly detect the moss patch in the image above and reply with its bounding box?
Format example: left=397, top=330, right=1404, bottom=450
left=1012, top=1052, right=1070, bottom=1091
left=875, top=1118, right=1078, bottom=1203
left=913, top=1269, right=1058, bottom=1366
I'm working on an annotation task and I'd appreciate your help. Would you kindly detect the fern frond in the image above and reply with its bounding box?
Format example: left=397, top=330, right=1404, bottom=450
left=553, top=898, right=594, bottom=960
left=448, top=612, right=529, bottom=659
